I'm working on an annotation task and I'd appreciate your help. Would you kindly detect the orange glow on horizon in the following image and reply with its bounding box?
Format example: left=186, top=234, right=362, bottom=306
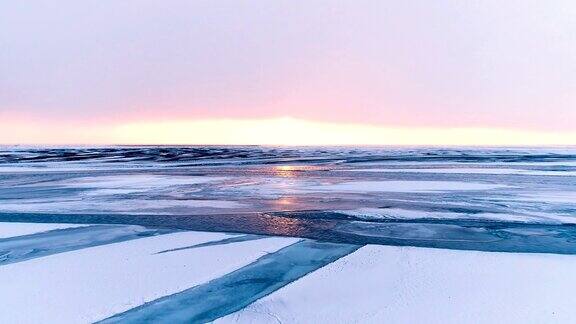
left=0, top=117, right=575, bottom=146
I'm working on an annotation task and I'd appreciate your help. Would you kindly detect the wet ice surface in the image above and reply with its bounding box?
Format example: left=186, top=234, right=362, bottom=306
left=1, top=146, right=576, bottom=322
left=1, top=147, right=575, bottom=250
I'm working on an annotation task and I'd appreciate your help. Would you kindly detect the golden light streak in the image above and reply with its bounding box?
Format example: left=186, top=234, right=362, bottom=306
left=1, top=117, right=575, bottom=146
left=108, top=118, right=576, bottom=146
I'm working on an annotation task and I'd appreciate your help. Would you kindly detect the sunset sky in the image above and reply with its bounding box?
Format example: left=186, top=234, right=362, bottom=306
left=1, top=0, right=575, bottom=145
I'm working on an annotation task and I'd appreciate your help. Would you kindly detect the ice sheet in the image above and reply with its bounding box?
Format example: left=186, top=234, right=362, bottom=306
left=347, top=168, right=576, bottom=176
left=337, top=208, right=549, bottom=223
left=53, top=175, right=229, bottom=194
left=0, top=222, right=87, bottom=239
left=0, top=224, right=171, bottom=265
left=218, top=245, right=576, bottom=323
left=0, top=198, right=245, bottom=214
left=514, top=191, right=576, bottom=204
left=0, top=231, right=298, bottom=324
left=309, top=181, right=508, bottom=193
left=100, top=240, right=359, bottom=323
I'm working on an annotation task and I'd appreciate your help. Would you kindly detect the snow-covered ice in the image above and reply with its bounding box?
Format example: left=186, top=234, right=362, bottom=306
left=347, top=168, right=576, bottom=176
left=57, top=174, right=229, bottom=193
left=218, top=245, right=576, bottom=324
left=0, top=231, right=298, bottom=324
left=336, top=207, right=552, bottom=223
left=514, top=191, right=576, bottom=204
left=1, top=147, right=575, bottom=322
left=309, top=180, right=508, bottom=193
left=0, top=222, right=87, bottom=239
left=0, top=198, right=245, bottom=214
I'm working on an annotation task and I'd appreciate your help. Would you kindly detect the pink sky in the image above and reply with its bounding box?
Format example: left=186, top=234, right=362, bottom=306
left=1, top=0, right=575, bottom=144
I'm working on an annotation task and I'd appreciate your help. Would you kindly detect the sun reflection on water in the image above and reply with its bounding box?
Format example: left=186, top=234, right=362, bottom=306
left=272, top=165, right=322, bottom=178
left=259, top=213, right=308, bottom=237
left=275, top=197, right=296, bottom=207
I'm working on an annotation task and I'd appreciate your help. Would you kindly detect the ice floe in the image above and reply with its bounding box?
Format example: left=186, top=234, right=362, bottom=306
left=336, top=208, right=549, bottom=223
left=0, top=222, right=87, bottom=239
left=218, top=245, right=576, bottom=323
left=0, top=230, right=298, bottom=323
left=100, top=240, right=358, bottom=323
left=514, top=191, right=576, bottom=204
left=347, top=168, right=576, bottom=176
left=52, top=174, right=229, bottom=194
left=0, top=224, right=170, bottom=265
left=0, top=198, right=245, bottom=214
left=308, top=180, right=508, bottom=193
